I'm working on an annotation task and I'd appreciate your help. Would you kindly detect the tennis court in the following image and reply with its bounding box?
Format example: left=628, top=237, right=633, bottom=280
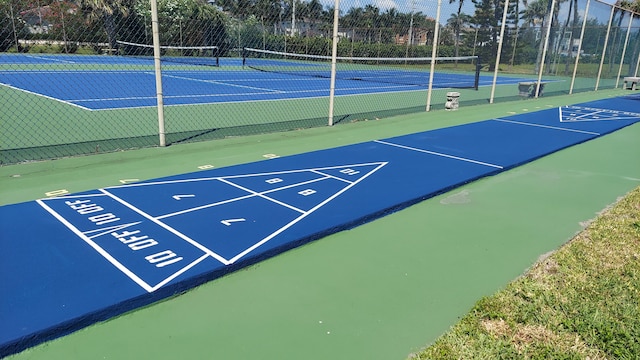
left=0, top=53, right=535, bottom=110
left=1, top=93, right=638, bottom=357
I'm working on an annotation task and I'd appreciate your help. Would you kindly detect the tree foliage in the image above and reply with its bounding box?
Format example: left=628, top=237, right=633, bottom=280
left=2, top=0, right=638, bottom=74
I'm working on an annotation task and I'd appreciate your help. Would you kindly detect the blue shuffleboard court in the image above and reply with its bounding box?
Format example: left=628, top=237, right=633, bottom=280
left=0, top=53, right=534, bottom=110
left=1, top=94, right=639, bottom=357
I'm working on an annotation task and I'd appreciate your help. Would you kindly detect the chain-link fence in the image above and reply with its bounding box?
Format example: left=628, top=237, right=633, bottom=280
left=1, top=0, right=638, bottom=165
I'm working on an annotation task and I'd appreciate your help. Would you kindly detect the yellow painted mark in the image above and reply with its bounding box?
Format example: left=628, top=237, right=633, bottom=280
left=45, top=189, right=69, bottom=197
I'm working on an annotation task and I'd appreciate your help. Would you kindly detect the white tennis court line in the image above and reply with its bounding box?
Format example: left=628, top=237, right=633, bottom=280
left=7, top=80, right=420, bottom=111
left=494, top=118, right=601, bottom=135
left=75, top=83, right=418, bottom=110
left=374, top=140, right=504, bottom=169
left=161, top=72, right=284, bottom=92
left=71, top=90, right=294, bottom=103
left=0, top=82, right=92, bottom=111
left=24, top=54, right=77, bottom=64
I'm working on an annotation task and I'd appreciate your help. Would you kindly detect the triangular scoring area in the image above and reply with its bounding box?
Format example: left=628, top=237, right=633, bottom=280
left=226, top=163, right=385, bottom=213
left=559, top=105, right=640, bottom=122
left=144, top=162, right=387, bottom=263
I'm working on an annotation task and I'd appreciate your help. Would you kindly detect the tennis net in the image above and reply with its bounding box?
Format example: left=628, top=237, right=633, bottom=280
left=243, top=48, right=480, bottom=90
left=117, top=40, right=219, bottom=67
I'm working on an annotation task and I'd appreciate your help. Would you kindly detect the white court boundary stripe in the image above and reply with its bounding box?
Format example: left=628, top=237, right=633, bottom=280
left=562, top=105, right=640, bottom=117
left=149, top=254, right=210, bottom=292
left=0, top=82, right=91, bottom=111
left=374, top=140, right=503, bottom=169
left=494, top=118, right=600, bottom=135
left=161, top=72, right=284, bottom=93
left=559, top=106, right=640, bottom=122
left=99, top=189, right=230, bottom=265
left=217, top=177, right=307, bottom=214
left=36, top=199, right=155, bottom=292
left=25, top=54, right=77, bottom=64
left=156, top=175, right=331, bottom=219
left=105, top=162, right=382, bottom=189
left=227, top=162, right=388, bottom=263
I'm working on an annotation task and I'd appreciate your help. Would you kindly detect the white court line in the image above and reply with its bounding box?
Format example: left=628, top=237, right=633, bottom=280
left=227, top=161, right=388, bottom=263
left=84, top=221, right=142, bottom=239
left=374, top=140, right=503, bottom=169
left=310, top=169, right=354, bottom=184
left=70, top=91, right=289, bottom=103
left=99, top=188, right=231, bottom=265
left=563, top=105, right=640, bottom=116
left=219, top=162, right=388, bottom=179
left=157, top=175, right=331, bottom=219
left=559, top=106, right=603, bottom=122
left=217, top=178, right=306, bottom=214
left=104, top=175, right=227, bottom=188
left=36, top=199, right=155, bottom=292
left=150, top=254, right=211, bottom=292
left=41, top=193, right=109, bottom=200
left=494, top=118, right=600, bottom=135
left=559, top=106, right=640, bottom=122
left=89, top=86, right=426, bottom=111
left=25, top=54, right=77, bottom=64
left=161, top=72, right=284, bottom=92
left=0, top=82, right=92, bottom=111
left=107, top=162, right=383, bottom=190
left=156, top=193, right=256, bottom=219
left=0, top=70, right=151, bottom=74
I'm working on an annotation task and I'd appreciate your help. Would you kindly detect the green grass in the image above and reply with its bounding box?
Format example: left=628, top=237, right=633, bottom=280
left=412, top=186, right=640, bottom=359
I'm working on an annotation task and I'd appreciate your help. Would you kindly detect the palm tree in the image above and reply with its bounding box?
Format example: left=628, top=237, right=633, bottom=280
left=560, top=0, right=580, bottom=75
left=608, top=1, right=630, bottom=75
left=521, top=0, right=549, bottom=72
left=362, top=4, right=380, bottom=43
left=78, top=0, right=135, bottom=49
left=447, top=12, right=471, bottom=58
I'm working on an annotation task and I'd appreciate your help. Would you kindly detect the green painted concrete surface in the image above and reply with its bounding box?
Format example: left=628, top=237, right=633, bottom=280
left=2, top=89, right=639, bottom=359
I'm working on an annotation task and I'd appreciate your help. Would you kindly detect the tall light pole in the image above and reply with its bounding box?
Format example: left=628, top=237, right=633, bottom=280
left=405, top=0, right=415, bottom=59
left=291, top=0, right=296, bottom=35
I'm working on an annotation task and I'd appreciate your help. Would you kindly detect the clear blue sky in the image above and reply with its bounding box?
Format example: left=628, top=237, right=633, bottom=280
left=320, top=0, right=481, bottom=20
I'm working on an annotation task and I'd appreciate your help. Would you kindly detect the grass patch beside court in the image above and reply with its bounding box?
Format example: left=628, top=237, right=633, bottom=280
left=412, top=186, right=640, bottom=359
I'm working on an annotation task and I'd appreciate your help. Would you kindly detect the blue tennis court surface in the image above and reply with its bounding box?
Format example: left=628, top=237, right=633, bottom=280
left=0, top=53, right=535, bottom=110
left=1, top=94, right=638, bottom=357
